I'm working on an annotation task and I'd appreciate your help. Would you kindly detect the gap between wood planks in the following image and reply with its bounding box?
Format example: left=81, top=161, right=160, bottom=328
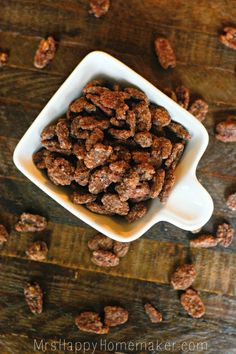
left=0, top=218, right=235, bottom=297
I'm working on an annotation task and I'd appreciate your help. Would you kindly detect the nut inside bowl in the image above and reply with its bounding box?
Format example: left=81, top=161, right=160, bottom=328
left=13, top=51, right=214, bottom=242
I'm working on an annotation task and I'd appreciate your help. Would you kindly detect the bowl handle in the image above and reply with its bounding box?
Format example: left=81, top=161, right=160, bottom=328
left=161, top=173, right=214, bottom=231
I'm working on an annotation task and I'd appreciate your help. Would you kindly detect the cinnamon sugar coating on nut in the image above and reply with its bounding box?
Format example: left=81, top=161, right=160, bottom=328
left=15, top=213, right=47, bottom=232
left=75, top=312, right=109, bottom=334
left=89, top=0, right=110, bottom=18
left=170, top=264, right=197, bottom=290
left=104, top=306, right=128, bottom=327
left=190, top=234, right=218, bottom=248
left=180, top=289, right=205, bottom=318
left=144, top=303, right=162, bottom=323
left=219, top=27, right=236, bottom=50
left=24, top=283, right=43, bottom=314
left=0, top=224, right=9, bottom=245
left=154, top=38, right=176, bottom=69
left=26, top=241, right=48, bottom=261
left=226, top=193, right=236, bottom=211
left=216, top=223, right=234, bottom=248
left=34, top=36, right=56, bottom=69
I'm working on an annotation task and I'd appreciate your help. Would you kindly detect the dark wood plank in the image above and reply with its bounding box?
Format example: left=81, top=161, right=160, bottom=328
left=0, top=212, right=235, bottom=296
left=0, top=256, right=235, bottom=354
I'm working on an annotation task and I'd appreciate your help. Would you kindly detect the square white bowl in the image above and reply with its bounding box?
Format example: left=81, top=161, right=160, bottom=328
left=13, top=51, right=214, bottom=242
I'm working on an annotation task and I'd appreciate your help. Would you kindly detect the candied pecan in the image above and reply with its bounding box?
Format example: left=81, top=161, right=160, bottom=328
left=0, top=224, right=9, bottom=245
left=109, top=145, right=131, bottom=163
left=78, top=116, right=110, bottom=131
left=154, top=37, right=176, bottom=70
left=89, top=167, right=112, bottom=194
left=104, top=306, right=129, bottom=327
left=113, top=241, right=130, bottom=257
left=189, top=99, right=208, bottom=122
left=149, top=152, right=163, bottom=168
left=41, top=124, right=57, bottom=140
left=150, top=169, right=165, bottom=199
left=216, top=223, right=234, bottom=248
left=130, top=182, right=150, bottom=202
left=56, top=119, right=72, bottom=150
left=165, top=142, right=184, bottom=169
left=70, top=191, right=96, bottom=205
left=75, top=312, right=109, bottom=334
left=83, top=80, right=104, bottom=94
left=24, top=283, right=43, bottom=314
left=68, top=97, right=96, bottom=115
left=152, top=137, right=172, bottom=159
left=101, top=193, right=129, bottom=215
left=84, top=143, right=113, bottom=169
left=144, top=303, right=162, bottom=323
left=71, top=117, right=89, bottom=139
left=134, top=131, right=152, bottom=148
left=34, top=36, right=56, bottom=69
left=86, top=94, right=113, bottom=116
left=74, top=162, right=90, bottom=186
left=226, top=193, right=236, bottom=211
left=108, top=161, right=129, bottom=183
left=89, top=0, right=110, bottom=18
left=110, top=117, right=126, bottom=127
left=219, top=27, right=236, bottom=50
left=163, top=88, right=177, bottom=102
left=108, top=127, right=133, bottom=140
left=132, top=151, right=150, bottom=164
left=171, top=264, right=197, bottom=290
left=159, top=168, right=176, bottom=203
left=33, top=148, right=51, bottom=169
left=86, top=201, right=114, bottom=215
left=126, top=202, right=147, bottom=223
left=215, top=119, right=236, bottom=142
left=190, top=234, right=218, bottom=248
left=133, top=102, right=152, bottom=131
left=100, top=91, right=130, bottom=109
left=73, top=142, right=86, bottom=160
left=91, top=250, right=120, bottom=267
left=26, top=241, right=48, bottom=261
left=167, top=122, right=191, bottom=140
left=88, top=234, right=114, bottom=251
left=0, top=51, right=9, bottom=67
left=15, top=213, right=47, bottom=232
left=180, top=289, right=205, bottom=318
left=175, top=86, right=190, bottom=109
left=47, top=157, right=74, bottom=185
left=115, top=170, right=140, bottom=201
left=41, top=139, right=71, bottom=155
left=86, top=128, right=104, bottom=151
left=125, top=87, right=148, bottom=103
left=116, top=103, right=129, bottom=120
left=151, top=106, right=171, bottom=127
left=134, top=163, right=155, bottom=181
left=126, top=110, right=136, bottom=135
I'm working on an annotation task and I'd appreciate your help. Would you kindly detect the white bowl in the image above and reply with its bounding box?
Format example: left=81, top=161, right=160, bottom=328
left=13, top=51, right=214, bottom=242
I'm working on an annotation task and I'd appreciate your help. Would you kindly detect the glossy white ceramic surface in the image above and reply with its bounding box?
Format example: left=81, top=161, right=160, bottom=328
left=13, top=51, right=214, bottom=241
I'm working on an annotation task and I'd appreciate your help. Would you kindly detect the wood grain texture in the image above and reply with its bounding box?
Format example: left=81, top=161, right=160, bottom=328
left=0, top=0, right=236, bottom=353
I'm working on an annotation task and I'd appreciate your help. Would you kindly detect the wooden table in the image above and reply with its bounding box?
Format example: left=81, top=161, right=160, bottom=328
left=0, top=1, right=236, bottom=353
